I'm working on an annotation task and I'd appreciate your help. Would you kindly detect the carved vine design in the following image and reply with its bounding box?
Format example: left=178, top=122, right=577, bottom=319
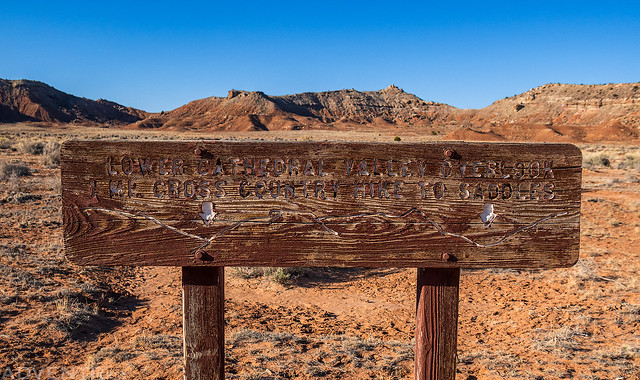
left=82, top=206, right=569, bottom=253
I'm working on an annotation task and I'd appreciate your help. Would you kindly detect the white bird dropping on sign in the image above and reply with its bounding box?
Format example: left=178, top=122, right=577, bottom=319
left=480, top=203, right=496, bottom=227
left=199, top=202, right=216, bottom=226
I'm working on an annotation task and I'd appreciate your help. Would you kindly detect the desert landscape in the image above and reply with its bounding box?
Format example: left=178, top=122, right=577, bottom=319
left=0, top=80, right=639, bottom=379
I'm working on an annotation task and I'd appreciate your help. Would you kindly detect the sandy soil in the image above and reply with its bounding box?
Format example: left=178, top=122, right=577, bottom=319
left=0, top=124, right=638, bottom=379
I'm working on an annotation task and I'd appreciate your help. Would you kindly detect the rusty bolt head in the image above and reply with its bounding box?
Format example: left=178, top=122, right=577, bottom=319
left=441, top=252, right=452, bottom=261
left=443, top=148, right=454, bottom=158
left=194, top=250, right=206, bottom=260
left=194, top=147, right=203, bottom=155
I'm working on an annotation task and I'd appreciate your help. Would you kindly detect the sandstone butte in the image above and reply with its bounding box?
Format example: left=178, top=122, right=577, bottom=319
left=1, top=78, right=639, bottom=143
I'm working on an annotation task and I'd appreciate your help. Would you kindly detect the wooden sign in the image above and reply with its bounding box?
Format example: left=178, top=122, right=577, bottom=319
left=61, top=140, right=582, bottom=380
left=62, top=141, right=581, bottom=268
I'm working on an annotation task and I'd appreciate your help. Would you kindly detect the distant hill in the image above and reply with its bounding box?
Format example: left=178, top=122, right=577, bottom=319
left=447, top=83, right=640, bottom=142
left=129, top=85, right=455, bottom=132
left=130, top=82, right=640, bottom=142
left=0, top=79, right=146, bottom=125
left=2, top=78, right=639, bottom=142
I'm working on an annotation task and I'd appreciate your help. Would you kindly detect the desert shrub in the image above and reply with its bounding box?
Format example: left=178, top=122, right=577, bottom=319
left=0, top=138, right=12, bottom=149
left=232, top=267, right=266, bottom=279
left=232, top=267, right=309, bottom=284
left=92, top=343, right=135, bottom=363
left=17, top=140, right=44, bottom=155
left=0, top=161, right=31, bottom=180
left=43, top=176, right=61, bottom=192
left=0, top=244, right=28, bottom=258
left=532, top=324, right=591, bottom=354
left=133, top=333, right=181, bottom=353
left=49, top=293, right=103, bottom=338
left=0, top=266, right=43, bottom=290
left=3, top=193, right=42, bottom=204
left=43, top=141, right=61, bottom=167
left=619, top=154, right=640, bottom=171
left=393, top=136, right=401, bottom=141
left=227, top=329, right=413, bottom=378
left=583, top=153, right=611, bottom=169
left=269, top=268, right=293, bottom=284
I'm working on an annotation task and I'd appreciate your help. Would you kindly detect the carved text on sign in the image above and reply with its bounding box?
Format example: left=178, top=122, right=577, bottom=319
left=101, top=156, right=557, bottom=202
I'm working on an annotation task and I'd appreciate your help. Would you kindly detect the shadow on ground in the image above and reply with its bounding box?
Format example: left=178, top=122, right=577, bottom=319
left=292, top=267, right=405, bottom=287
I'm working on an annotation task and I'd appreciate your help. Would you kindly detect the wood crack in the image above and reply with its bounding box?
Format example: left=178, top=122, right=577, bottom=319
left=82, top=206, right=569, bottom=252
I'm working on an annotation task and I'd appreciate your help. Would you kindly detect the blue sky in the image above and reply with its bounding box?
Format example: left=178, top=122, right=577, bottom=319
left=1, top=1, right=638, bottom=112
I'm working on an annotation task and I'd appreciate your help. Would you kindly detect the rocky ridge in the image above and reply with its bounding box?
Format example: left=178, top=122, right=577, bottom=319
left=129, top=82, right=640, bottom=142
left=130, top=85, right=455, bottom=132
left=2, top=78, right=639, bottom=142
left=0, top=79, right=146, bottom=125
left=448, top=83, right=640, bottom=142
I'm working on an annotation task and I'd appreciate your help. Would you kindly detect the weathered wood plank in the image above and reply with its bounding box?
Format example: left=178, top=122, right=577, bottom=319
left=415, top=268, right=459, bottom=380
left=182, top=267, right=225, bottom=380
left=63, top=219, right=578, bottom=267
left=62, top=140, right=581, bottom=268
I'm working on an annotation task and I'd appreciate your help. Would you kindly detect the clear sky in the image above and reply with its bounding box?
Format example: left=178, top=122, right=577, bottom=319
left=1, top=1, right=638, bottom=112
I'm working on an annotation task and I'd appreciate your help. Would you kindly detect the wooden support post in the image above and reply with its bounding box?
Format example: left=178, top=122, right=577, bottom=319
left=415, top=268, right=460, bottom=380
left=182, top=266, right=225, bottom=380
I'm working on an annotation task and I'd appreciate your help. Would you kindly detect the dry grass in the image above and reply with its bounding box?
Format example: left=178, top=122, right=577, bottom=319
left=85, top=333, right=183, bottom=379
left=226, top=329, right=413, bottom=379
left=619, top=153, right=640, bottom=170
left=581, top=145, right=640, bottom=171
left=42, top=140, right=60, bottom=167
left=133, top=333, right=182, bottom=353
left=532, top=325, right=591, bottom=355
left=583, top=152, right=611, bottom=169
left=0, top=138, right=12, bottom=149
left=17, top=140, right=45, bottom=155
left=51, top=292, right=101, bottom=336
left=0, top=161, right=31, bottom=180
left=91, top=342, right=136, bottom=364
left=232, top=267, right=310, bottom=284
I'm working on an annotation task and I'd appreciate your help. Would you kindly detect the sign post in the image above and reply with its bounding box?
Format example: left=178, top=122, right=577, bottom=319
left=182, top=266, right=225, bottom=379
left=415, top=268, right=460, bottom=379
left=62, top=141, right=581, bottom=379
